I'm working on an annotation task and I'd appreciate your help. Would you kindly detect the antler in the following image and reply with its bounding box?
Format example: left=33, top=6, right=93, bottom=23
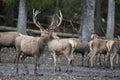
left=49, top=10, right=63, bottom=30
left=33, top=9, right=44, bottom=31
left=56, top=10, right=63, bottom=27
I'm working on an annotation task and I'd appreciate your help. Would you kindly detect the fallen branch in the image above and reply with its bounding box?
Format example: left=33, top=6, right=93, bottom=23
left=0, top=26, right=79, bottom=38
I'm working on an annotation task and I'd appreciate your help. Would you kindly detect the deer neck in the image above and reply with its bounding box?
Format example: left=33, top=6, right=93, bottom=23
left=48, top=35, right=55, bottom=41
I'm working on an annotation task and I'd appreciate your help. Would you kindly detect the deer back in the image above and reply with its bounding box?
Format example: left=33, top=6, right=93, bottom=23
left=89, top=39, right=108, bottom=53
left=0, top=32, right=19, bottom=46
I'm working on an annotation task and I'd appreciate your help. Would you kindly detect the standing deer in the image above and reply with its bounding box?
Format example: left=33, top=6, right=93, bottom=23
left=15, top=9, right=62, bottom=75
left=87, top=38, right=109, bottom=67
left=47, top=15, right=77, bottom=72
left=73, top=38, right=90, bottom=66
left=48, top=37, right=77, bottom=72
left=106, top=40, right=120, bottom=69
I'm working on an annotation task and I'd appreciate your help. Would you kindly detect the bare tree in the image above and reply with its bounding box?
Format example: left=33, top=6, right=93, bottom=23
left=95, top=0, right=103, bottom=36
left=80, top=0, right=96, bottom=40
left=106, top=0, right=115, bottom=39
left=17, top=0, right=27, bottom=34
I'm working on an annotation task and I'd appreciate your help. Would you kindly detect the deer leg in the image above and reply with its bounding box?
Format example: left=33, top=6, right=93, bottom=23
left=110, top=52, right=117, bottom=69
left=85, top=52, right=92, bottom=67
left=118, top=54, right=120, bottom=67
left=65, top=44, right=75, bottom=72
left=14, top=55, right=16, bottom=63
left=21, top=54, right=29, bottom=74
left=34, top=55, right=39, bottom=75
left=15, top=50, right=21, bottom=74
left=83, top=52, right=88, bottom=67
left=57, top=56, right=61, bottom=72
left=99, top=54, right=105, bottom=68
left=52, top=52, right=57, bottom=72
left=90, top=51, right=96, bottom=68
left=103, top=54, right=105, bottom=68
left=13, top=46, right=16, bottom=63
left=81, top=53, right=84, bottom=66
left=66, top=58, right=74, bottom=72
left=65, top=53, right=70, bottom=72
left=0, top=47, right=1, bottom=62
left=99, top=54, right=104, bottom=67
left=66, top=59, right=70, bottom=72
left=115, top=54, right=119, bottom=65
left=0, top=53, right=1, bottom=63
left=66, top=54, right=74, bottom=72
left=95, top=53, right=101, bottom=66
left=69, top=46, right=75, bottom=72
left=105, top=52, right=110, bottom=68
left=70, top=55, right=74, bottom=72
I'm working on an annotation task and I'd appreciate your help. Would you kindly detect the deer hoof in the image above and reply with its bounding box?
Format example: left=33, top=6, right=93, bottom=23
left=65, top=69, right=73, bottom=73
left=58, top=67, right=61, bottom=72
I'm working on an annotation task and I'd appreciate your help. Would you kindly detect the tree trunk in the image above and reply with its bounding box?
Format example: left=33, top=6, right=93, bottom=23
left=95, top=0, right=103, bottom=36
left=106, top=0, right=115, bottom=39
left=79, top=0, right=96, bottom=40
left=17, top=0, right=27, bottom=34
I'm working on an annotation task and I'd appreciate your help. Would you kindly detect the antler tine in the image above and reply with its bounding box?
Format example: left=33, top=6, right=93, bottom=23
left=48, top=13, right=56, bottom=29
left=33, top=9, right=44, bottom=31
left=56, top=10, right=63, bottom=27
left=48, top=10, right=63, bottom=30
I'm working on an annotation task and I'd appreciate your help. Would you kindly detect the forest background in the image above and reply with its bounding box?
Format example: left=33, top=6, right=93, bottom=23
left=0, top=0, right=120, bottom=40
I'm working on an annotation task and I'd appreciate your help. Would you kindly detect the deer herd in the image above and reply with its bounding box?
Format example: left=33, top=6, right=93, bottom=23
left=0, top=9, right=120, bottom=75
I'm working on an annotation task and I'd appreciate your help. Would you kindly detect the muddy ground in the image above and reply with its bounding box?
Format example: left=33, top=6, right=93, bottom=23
left=0, top=47, right=120, bottom=80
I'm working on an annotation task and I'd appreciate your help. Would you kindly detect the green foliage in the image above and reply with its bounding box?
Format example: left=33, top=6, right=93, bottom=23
left=26, top=0, right=54, bottom=10
left=59, top=0, right=80, bottom=11
left=3, top=0, right=16, bottom=5
left=26, top=0, right=80, bottom=13
left=116, top=0, right=120, bottom=4
left=3, top=0, right=81, bottom=13
left=59, top=0, right=81, bottom=19
left=60, top=0, right=70, bottom=8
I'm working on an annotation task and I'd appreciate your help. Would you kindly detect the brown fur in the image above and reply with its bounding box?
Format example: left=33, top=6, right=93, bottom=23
left=88, top=39, right=108, bottom=67
left=15, top=9, right=63, bottom=75
left=72, top=38, right=90, bottom=66
left=15, top=32, right=49, bottom=74
left=0, top=32, right=19, bottom=47
left=48, top=38, right=77, bottom=72
left=0, top=32, right=19, bottom=62
left=106, top=40, right=120, bottom=69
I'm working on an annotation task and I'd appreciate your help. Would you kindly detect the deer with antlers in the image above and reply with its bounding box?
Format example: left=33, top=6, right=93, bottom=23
left=47, top=12, right=77, bottom=72
left=15, top=9, right=61, bottom=75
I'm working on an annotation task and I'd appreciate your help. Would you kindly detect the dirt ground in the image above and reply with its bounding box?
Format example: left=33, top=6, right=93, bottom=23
left=0, top=47, right=120, bottom=80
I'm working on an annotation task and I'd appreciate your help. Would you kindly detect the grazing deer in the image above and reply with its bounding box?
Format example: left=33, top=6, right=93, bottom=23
left=0, top=32, right=19, bottom=62
left=15, top=9, right=62, bottom=75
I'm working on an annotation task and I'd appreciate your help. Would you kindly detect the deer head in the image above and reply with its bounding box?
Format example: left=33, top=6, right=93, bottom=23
left=33, top=9, right=63, bottom=38
left=90, top=33, right=99, bottom=40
